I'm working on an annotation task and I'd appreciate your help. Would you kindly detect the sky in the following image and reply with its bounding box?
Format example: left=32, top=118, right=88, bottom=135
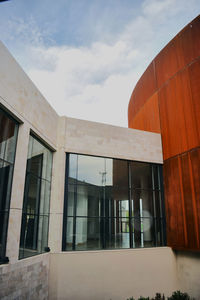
left=0, top=0, right=199, bottom=127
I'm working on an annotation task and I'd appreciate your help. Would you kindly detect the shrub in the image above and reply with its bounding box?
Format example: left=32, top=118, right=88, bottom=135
left=126, top=291, right=194, bottom=300
left=167, top=291, right=193, bottom=300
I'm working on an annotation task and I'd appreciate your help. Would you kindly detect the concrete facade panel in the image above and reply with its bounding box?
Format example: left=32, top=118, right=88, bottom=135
left=49, top=248, right=178, bottom=300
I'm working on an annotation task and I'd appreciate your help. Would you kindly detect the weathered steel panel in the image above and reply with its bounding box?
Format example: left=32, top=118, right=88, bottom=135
left=128, top=15, right=200, bottom=251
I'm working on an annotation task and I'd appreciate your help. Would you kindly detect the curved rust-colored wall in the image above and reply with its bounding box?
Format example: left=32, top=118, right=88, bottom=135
left=128, top=15, right=200, bottom=251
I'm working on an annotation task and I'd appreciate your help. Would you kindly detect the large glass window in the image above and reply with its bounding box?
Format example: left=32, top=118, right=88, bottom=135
left=19, top=134, right=53, bottom=259
left=63, top=154, right=166, bottom=251
left=0, top=108, right=18, bottom=263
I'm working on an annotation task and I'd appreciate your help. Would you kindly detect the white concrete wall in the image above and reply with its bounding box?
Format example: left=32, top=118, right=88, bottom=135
left=0, top=41, right=59, bottom=149
left=49, top=247, right=178, bottom=300
left=64, top=116, right=163, bottom=163
left=176, top=251, right=200, bottom=300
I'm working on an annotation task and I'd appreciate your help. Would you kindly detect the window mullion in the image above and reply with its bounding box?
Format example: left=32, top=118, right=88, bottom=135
left=128, top=161, right=133, bottom=249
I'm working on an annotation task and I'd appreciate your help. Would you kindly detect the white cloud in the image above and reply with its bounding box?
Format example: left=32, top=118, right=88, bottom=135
left=22, top=0, right=200, bottom=127
left=28, top=41, right=139, bottom=127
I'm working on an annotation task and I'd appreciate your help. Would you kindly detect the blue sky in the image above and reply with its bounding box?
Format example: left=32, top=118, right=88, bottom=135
left=0, top=0, right=199, bottom=126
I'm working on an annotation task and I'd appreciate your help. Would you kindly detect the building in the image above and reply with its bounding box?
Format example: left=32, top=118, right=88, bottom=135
left=128, top=15, right=200, bottom=253
left=0, top=16, right=200, bottom=300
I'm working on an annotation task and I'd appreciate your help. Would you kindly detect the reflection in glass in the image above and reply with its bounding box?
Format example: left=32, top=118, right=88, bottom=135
left=130, top=162, right=152, bottom=189
left=77, top=155, right=111, bottom=186
left=75, top=217, right=102, bottom=251
left=132, top=218, right=154, bottom=248
left=68, top=154, right=77, bottom=180
left=63, top=154, right=165, bottom=251
left=105, top=218, right=130, bottom=249
left=132, top=190, right=153, bottom=218
left=0, top=108, right=18, bottom=262
left=19, top=135, right=53, bottom=259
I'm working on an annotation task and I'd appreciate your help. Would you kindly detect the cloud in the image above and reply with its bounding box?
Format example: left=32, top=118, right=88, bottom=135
left=28, top=41, right=139, bottom=127
left=142, top=0, right=198, bottom=18
left=6, top=16, right=52, bottom=47
left=8, top=0, right=199, bottom=127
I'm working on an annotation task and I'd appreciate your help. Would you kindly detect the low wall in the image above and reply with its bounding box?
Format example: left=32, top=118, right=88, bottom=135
left=0, top=253, right=49, bottom=300
left=49, top=247, right=178, bottom=300
left=176, top=251, right=200, bottom=300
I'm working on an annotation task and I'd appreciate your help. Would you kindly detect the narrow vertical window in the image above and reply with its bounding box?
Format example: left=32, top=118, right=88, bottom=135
left=0, top=108, right=18, bottom=263
left=19, top=134, right=53, bottom=259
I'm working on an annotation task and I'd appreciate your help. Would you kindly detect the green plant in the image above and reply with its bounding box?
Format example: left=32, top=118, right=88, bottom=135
left=155, top=293, right=165, bottom=300
left=168, top=291, right=193, bottom=300
left=125, top=291, right=194, bottom=300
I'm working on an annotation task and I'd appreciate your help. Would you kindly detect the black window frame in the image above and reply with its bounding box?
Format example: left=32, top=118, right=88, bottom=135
left=0, top=107, right=19, bottom=264
left=62, top=153, right=166, bottom=252
left=19, top=133, right=53, bottom=259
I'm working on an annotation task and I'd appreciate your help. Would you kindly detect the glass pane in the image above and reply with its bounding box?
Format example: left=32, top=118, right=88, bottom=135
left=19, top=214, right=49, bottom=259
left=68, top=154, right=77, bottom=181
left=113, top=159, right=128, bottom=187
left=37, top=215, right=49, bottom=253
left=66, top=217, right=73, bottom=251
left=132, top=217, right=154, bottom=248
left=28, top=154, right=43, bottom=177
left=132, top=190, right=153, bottom=218
left=3, top=162, right=13, bottom=211
left=154, top=191, right=162, bottom=218
left=105, top=186, right=129, bottom=218
left=156, top=218, right=165, bottom=246
left=45, top=151, right=53, bottom=181
left=0, top=111, right=6, bottom=159
left=67, top=184, right=75, bottom=216
left=75, top=185, right=129, bottom=218
left=27, top=135, right=34, bottom=160
left=0, top=160, right=8, bottom=211
left=0, top=139, right=6, bottom=161
left=131, top=162, right=152, bottom=189
left=0, top=115, right=15, bottom=161
left=75, top=217, right=102, bottom=251
left=0, top=211, right=9, bottom=254
left=77, top=155, right=105, bottom=186
left=4, top=125, right=17, bottom=163
left=32, top=137, right=44, bottom=158
left=76, top=184, right=102, bottom=217
left=21, top=212, right=39, bottom=250
left=105, top=218, right=130, bottom=249
left=0, top=109, right=18, bottom=260
left=27, top=137, right=53, bottom=180
left=42, top=148, right=53, bottom=181
left=152, top=164, right=160, bottom=190
left=24, top=174, right=41, bottom=214
left=39, top=180, right=51, bottom=215
left=20, top=135, right=52, bottom=259
left=0, top=161, right=12, bottom=211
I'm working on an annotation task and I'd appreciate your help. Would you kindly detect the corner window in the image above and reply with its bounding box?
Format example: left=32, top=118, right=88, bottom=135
left=62, top=153, right=166, bottom=251
left=19, top=134, right=53, bottom=259
left=0, top=108, right=18, bottom=263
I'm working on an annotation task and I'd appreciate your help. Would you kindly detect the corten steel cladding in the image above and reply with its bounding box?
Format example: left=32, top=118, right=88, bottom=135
left=128, top=15, right=200, bottom=251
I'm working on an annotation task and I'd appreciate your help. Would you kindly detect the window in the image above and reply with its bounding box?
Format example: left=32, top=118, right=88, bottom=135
left=62, top=154, right=166, bottom=251
left=19, top=134, right=53, bottom=259
left=0, top=108, right=18, bottom=263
